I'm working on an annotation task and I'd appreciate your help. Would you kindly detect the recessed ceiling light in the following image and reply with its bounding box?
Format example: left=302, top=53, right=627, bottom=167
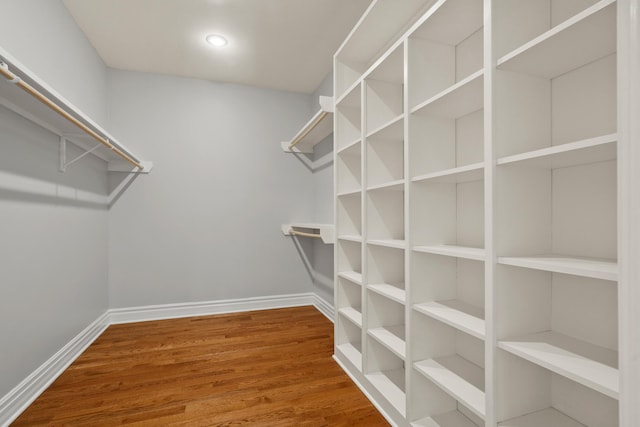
left=206, top=34, right=228, bottom=47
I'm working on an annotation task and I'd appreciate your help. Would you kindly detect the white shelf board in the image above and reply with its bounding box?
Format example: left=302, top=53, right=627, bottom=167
left=499, top=407, right=585, bottom=427
left=337, top=188, right=362, bottom=198
left=412, top=163, right=484, bottom=184
left=497, top=134, right=617, bottom=169
left=499, top=331, right=618, bottom=399
left=498, top=255, right=617, bottom=281
left=369, top=325, right=406, bottom=360
left=366, top=113, right=404, bottom=140
left=366, top=368, right=406, bottom=417
left=338, top=234, right=362, bottom=243
left=409, top=0, right=483, bottom=46
left=413, top=245, right=485, bottom=261
left=336, top=80, right=361, bottom=107
left=497, top=0, right=616, bottom=79
left=413, top=300, right=485, bottom=340
left=339, top=307, right=363, bottom=328
left=338, top=271, right=363, bottom=286
left=367, top=179, right=405, bottom=192
left=411, top=69, right=483, bottom=119
left=281, top=223, right=335, bottom=244
left=336, top=342, right=362, bottom=372
left=414, top=355, right=485, bottom=420
left=281, top=96, right=333, bottom=154
left=413, top=410, right=479, bottom=427
left=366, top=44, right=404, bottom=84
left=337, top=138, right=361, bottom=156
left=0, top=46, right=149, bottom=171
left=368, top=239, right=406, bottom=250
left=368, top=284, right=406, bottom=305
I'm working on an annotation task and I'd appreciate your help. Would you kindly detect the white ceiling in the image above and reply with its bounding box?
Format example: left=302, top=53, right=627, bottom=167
left=62, top=0, right=372, bottom=94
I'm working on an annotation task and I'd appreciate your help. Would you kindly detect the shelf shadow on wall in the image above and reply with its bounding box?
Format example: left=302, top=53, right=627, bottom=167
left=289, top=233, right=334, bottom=297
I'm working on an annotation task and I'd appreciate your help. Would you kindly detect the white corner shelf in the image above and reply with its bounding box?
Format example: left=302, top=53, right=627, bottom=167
left=412, top=163, right=484, bottom=184
left=414, top=356, right=485, bottom=421
left=499, top=331, right=619, bottom=399
left=281, top=95, right=334, bottom=153
left=497, top=0, right=616, bottom=79
left=413, top=410, right=479, bottom=427
left=368, top=283, right=406, bottom=305
left=281, top=223, right=335, bottom=244
left=411, top=70, right=483, bottom=119
left=339, top=307, right=363, bottom=328
left=498, top=255, right=617, bottom=281
left=499, top=407, right=585, bottom=427
left=338, top=271, right=363, bottom=286
left=0, top=46, right=152, bottom=174
left=413, top=300, right=485, bottom=340
left=497, top=134, right=617, bottom=169
left=369, top=325, right=406, bottom=360
left=413, top=245, right=485, bottom=261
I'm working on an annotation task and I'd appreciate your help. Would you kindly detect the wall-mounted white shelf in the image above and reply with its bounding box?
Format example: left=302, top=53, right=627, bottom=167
left=281, top=223, right=334, bottom=244
left=368, top=284, right=406, bottom=304
left=414, top=301, right=485, bottom=340
left=413, top=245, right=485, bottom=261
left=338, top=307, right=362, bottom=328
left=0, top=46, right=152, bottom=174
left=498, top=255, right=617, bottom=281
left=499, top=331, right=619, bottom=399
left=369, top=326, right=406, bottom=359
left=281, top=96, right=334, bottom=153
left=338, top=271, right=362, bottom=286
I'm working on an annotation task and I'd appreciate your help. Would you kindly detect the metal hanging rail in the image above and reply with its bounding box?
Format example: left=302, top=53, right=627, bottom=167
left=0, top=61, right=143, bottom=170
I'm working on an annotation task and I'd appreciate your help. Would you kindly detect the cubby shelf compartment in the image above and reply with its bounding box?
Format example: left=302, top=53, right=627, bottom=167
left=411, top=70, right=483, bottom=119
left=412, top=410, right=478, bottom=427
left=337, top=188, right=362, bottom=198
left=369, top=326, right=406, bottom=360
left=0, top=46, right=151, bottom=173
left=281, top=223, right=335, bottom=244
left=497, top=0, right=616, bottom=79
left=366, top=113, right=404, bottom=139
left=281, top=95, right=334, bottom=153
left=368, top=239, right=406, bottom=250
left=499, top=331, right=619, bottom=399
left=338, top=271, right=363, bottom=286
left=366, top=368, right=406, bottom=416
left=412, top=163, right=484, bottom=184
left=336, top=138, right=361, bottom=156
left=367, top=179, right=405, bottom=192
left=414, top=356, right=485, bottom=421
left=498, top=407, right=585, bottom=427
left=414, top=300, right=485, bottom=340
left=338, top=235, right=362, bottom=243
left=498, top=255, right=618, bottom=282
left=339, top=307, right=363, bottom=328
left=413, top=245, right=485, bottom=261
left=336, top=342, right=362, bottom=371
left=497, top=133, right=617, bottom=169
left=368, top=284, right=406, bottom=305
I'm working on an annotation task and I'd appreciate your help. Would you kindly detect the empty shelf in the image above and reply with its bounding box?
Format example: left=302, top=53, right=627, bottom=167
left=336, top=342, right=362, bottom=371
left=414, top=356, right=485, bottom=420
left=498, top=255, right=617, bottom=281
left=338, top=234, right=362, bottom=243
left=499, top=407, right=585, bottom=427
left=413, top=410, right=478, bottom=427
left=366, top=114, right=404, bottom=140
left=367, top=179, right=405, bottom=192
left=368, top=284, right=406, bottom=304
left=414, top=300, right=485, bottom=340
left=366, top=368, right=406, bottom=417
left=413, top=245, right=485, bottom=261
left=368, top=239, right=406, bottom=250
left=499, top=331, right=618, bottom=399
left=339, top=307, right=362, bottom=327
left=338, top=271, right=363, bottom=286
left=412, top=163, right=484, bottom=184
left=369, top=325, right=406, bottom=360
left=411, top=70, right=483, bottom=119
left=497, top=0, right=616, bottom=79
left=281, top=95, right=333, bottom=153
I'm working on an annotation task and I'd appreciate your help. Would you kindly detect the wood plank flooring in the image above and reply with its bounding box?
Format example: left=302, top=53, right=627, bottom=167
left=12, top=306, right=388, bottom=426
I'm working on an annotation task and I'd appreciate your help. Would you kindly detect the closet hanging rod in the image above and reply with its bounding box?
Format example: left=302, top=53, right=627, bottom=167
left=288, top=229, right=323, bottom=239
left=287, top=111, right=329, bottom=150
left=0, top=62, right=143, bottom=170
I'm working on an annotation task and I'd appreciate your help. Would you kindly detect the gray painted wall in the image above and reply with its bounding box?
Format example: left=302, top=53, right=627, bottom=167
left=106, top=70, right=318, bottom=307
left=0, top=0, right=109, bottom=396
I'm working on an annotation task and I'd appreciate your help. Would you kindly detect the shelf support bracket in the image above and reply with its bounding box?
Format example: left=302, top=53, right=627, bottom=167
left=59, top=136, right=102, bottom=173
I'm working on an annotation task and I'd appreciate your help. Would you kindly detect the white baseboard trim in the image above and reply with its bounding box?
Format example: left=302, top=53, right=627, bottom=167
left=108, top=292, right=325, bottom=324
left=0, top=292, right=334, bottom=426
left=0, top=312, right=110, bottom=427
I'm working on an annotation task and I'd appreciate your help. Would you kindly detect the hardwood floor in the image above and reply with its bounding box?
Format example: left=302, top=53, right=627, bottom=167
left=12, top=306, right=388, bottom=426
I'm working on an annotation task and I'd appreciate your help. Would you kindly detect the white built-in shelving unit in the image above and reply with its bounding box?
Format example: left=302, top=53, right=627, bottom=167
left=333, top=0, right=640, bottom=426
